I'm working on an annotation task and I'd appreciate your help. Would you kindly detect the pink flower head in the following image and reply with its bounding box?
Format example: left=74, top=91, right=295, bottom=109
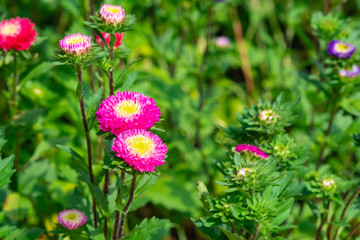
left=59, top=33, right=91, bottom=55
left=96, top=91, right=161, bottom=135
left=100, top=4, right=125, bottom=25
left=57, top=209, right=87, bottom=230
left=235, top=144, right=269, bottom=159
left=0, top=17, right=37, bottom=51
left=112, top=129, right=167, bottom=172
left=96, top=32, right=123, bottom=49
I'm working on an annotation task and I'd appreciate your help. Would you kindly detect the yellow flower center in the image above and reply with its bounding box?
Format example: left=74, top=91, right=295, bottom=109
left=0, top=23, right=20, bottom=36
left=64, top=213, right=78, bottom=221
left=66, top=37, right=86, bottom=45
left=126, top=135, right=154, bottom=157
left=114, top=100, right=141, bottom=118
left=106, top=7, right=120, bottom=13
left=335, top=43, right=349, bottom=52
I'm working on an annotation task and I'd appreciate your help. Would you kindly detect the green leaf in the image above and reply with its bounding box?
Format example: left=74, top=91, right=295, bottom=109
left=134, top=173, right=159, bottom=197
left=122, top=217, right=172, bottom=240
left=114, top=58, right=141, bottom=88
left=13, top=109, right=45, bottom=126
left=56, top=144, right=88, bottom=173
left=218, top=226, right=245, bottom=240
left=19, top=62, right=55, bottom=88
left=120, top=69, right=138, bottom=91
left=85, top=86, right=104, bottom=130
left=272, top=198, right=294, bottom=226
left=0, top=155, right=15, bottom=189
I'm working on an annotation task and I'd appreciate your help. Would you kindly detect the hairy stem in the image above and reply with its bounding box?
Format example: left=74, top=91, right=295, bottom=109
left=344, top=222, right=360, bottom=240
left=104, top=38, right=115, bottom=238
left=77, top=66, right=98, bottom=228
left=332, top=186, right=360, bottom=240
left=252, top=224, right=260, bottom=240
left=112, top=172, right=125, bottom=240
left=118, top=174, right=137, bottom=239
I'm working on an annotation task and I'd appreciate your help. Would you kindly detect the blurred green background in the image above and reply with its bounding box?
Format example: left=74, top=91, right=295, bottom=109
left=1, top=0, right=360, bottom=239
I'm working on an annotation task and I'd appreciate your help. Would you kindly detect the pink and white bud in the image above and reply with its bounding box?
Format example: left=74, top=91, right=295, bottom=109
left=100, top=4, right=125, bottom=25
left=59, top=33, right=91, bottom=55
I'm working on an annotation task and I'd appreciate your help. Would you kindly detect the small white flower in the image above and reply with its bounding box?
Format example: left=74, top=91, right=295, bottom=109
left=259, top=109, right=278, bottom=123
left=322, top=179, right=335, bottom=188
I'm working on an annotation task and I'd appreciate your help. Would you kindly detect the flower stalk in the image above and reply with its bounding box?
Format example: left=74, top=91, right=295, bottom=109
left=118, top=174, right=137, bottom=239
left=76, top=65, right=98, bottom=228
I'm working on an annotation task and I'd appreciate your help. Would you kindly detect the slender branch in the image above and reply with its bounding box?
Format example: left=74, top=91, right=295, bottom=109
left=316, top=100, right=338, bottom=170
left=77, top=66, right=98, bottom=228
left=112, top=172, right=125, bottom=240
left=118, top=174, right=137, bottom=239
left=230, top=6, right=255, bottom=100
left=109, top=43, right=114, bottom=95
left=10, top=51, right=18, bottom=114
left=332, top=186, right=360, bottom=240
left=112, top=189, right=121, bottom=240
left=252, top=224, right=260, bottom=240
left=316, top=199, right=331, bottom=240
left=104, top=37, right=115, bottom=238
left=344, top=222, right=360, bottom=240
left=340, top=186, right=360, bottom=221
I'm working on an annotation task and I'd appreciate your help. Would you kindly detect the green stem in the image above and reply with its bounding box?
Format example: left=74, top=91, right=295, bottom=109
left=77, top=66, right=98, bottom=228
left=316, top=94, right=338, bottom=170
left=118, top=174, right=137, bottom=239
left=316, top=199, right=330, bottom=240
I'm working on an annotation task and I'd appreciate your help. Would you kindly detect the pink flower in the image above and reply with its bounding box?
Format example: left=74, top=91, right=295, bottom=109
left=57, top=209, right=87, bottom=230
left=100, top=4, right=125, bottom=25
left=96, top=32, right=123, bottom=49
left=96, top=91, right=161, bottom=135
left=235, top=144, right=269, bottom=159
left=112, top=129, right=167, bottom=172
left=59, top=33, right=91, bottom=55
left=0, top=17, right=37, bottom=51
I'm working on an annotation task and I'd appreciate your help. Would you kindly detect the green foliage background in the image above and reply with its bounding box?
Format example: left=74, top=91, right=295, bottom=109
left=0, top=0, right=360, bottom=239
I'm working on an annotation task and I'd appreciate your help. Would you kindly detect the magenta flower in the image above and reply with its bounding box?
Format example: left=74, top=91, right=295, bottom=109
left=96, top=91, right=161, bottom=135
left=235, top=144, right=269, bottom=159
left=0, top=17, right=37, bottom=51
left=112, top=129, right=167, bottom=172
left=57, top=209, right=87, bottom=230
left=96, top=32, right=123, bottom=49
left=59, top=33, right=91, bottom=55
left=100, top=4, right=125, bottom=25
left=339, top=65, right=360, bottom=78
left=215, top=36, right=230, bottom=48
left=327, top=40, right=356, bottom=59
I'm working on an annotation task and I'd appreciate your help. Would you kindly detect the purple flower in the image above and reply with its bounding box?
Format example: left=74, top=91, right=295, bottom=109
left=327, top=40, right=356, bottom=59
left=235, top=144, right=269, bottom=159
left=215, top=36, right=230, bottom=48
left=339, top=65, right=360, bottom=78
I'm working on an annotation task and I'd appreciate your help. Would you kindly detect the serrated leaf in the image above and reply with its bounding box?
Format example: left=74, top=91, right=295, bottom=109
left=120, top=69, right=138, bottom=91
left=0, top=155, right=15, bottom=189
left=86, top=86, right=104, bottom=130
left=218, top=226, right=244, bottom=240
